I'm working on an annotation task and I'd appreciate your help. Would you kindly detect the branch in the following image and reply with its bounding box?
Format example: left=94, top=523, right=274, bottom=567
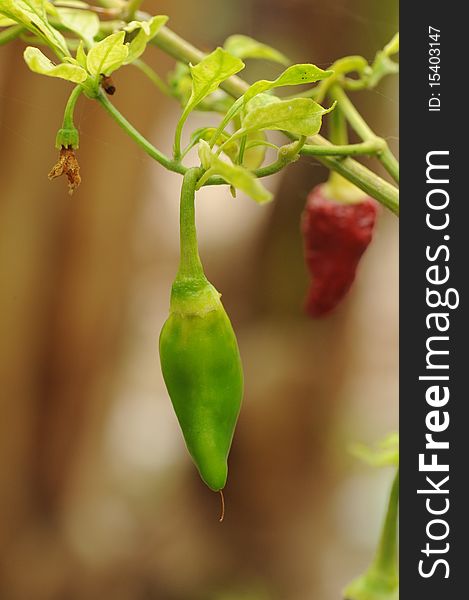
left=151, top=26, right=399, bottom=213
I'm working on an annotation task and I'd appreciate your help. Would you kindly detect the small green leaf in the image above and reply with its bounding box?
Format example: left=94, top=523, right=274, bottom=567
left=86, top=31, right=129, bottom=77
left=190, top=127, right=239, bottom=162
left=198, top=140, right=271, bottom=204
left=56, top=7, right=99, bottom=47
left=24, top=46, right=87, bottom=82
left=224, top=34, right=289, bottom=65
left=60, top=0, right=90, bottom=8
left=242, top=97, right=333, bottom=137
left=186, top=47, right=244, bottom=112
left=75, top=40, right=87, bottom=68
left=244, top=63, right=332, bottom=102
left=350, top=432, right=399, bottom=468
left=124, top=15, right=168, bottom=64
left=51, top=1, right=89, bottom=7
left=0, top=14, right=15, bottom=26
left=0, top=0, right=69, bottom=56
left=168, top=62, right=192, bottom=105
left=198, top=139, right=213, bottom=170
left=243, top=92, right=280, bottom=116
left=174, top=48, right=245, bottom=157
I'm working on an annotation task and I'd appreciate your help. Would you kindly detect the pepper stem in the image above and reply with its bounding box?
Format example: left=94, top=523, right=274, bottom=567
left=326, top=102, right=364, bottom=202
left=56, top=85, right=82, bottom=149
left=371, top=468, right=399, bottom=578
left=176, top=168, right=205, bottom=280
left=343, top=468, right=399, bottom=600
left=329, top=103, right=348, bottom=146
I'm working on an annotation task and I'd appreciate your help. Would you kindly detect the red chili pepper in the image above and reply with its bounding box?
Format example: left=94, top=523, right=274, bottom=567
left=301, top=183, right=378, bottom=317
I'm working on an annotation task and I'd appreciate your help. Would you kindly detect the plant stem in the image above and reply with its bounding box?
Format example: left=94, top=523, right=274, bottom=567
left=372, top=468, right=399, bottom=578
left=151, top=26, right=399, bottom=213
left=96, top=90, right=391, bottom=195
left=302, top=139, right=384, bottom=157
left=289, top=133, right=399, bottom=213
left=209, top=97, right=243, bottom=148
left=133, top=59, right=174, bottom=97
left=62, top=85, right=82, bottom=130
left=329, top=85, right=399, bottom=183
left=176, top=167, right=204, bottom=280
left=319, top=154, right=399, bottom=214
left=0, top=25, right=23, bottom=46
left=329, top=104, right=348, bottom=145
left=125, top=0, right=145, bottom=20
left=97, top=92, right=186, bottom=175
left=237, top=134, right=247, bottom=165
left=97, top=63, right=397, bottom=212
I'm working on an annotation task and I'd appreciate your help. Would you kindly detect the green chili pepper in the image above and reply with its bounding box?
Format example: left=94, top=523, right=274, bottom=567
left=159, top=168, right=244, bottom=492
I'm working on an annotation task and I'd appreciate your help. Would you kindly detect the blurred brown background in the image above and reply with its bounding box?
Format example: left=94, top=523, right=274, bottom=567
left=0, top=1, right=398, bottom=599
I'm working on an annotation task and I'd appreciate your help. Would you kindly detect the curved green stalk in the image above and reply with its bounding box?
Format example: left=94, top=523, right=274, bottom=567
left=329, top=103, right=348, bottom=145
left=55, top=85, right=82, bottom=148
left=176, top=168, right=204, bottom=279
left=97, top=92, right=186, bottom=175
left=125, top=0, right=145, bottom=20
left=133, top=59, right=174, bottom=98
left=62, top=85, right=82, bottom=130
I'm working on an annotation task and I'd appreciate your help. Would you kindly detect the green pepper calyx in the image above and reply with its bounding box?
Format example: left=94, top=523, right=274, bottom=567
left=170, top=278, right=222, bottom=316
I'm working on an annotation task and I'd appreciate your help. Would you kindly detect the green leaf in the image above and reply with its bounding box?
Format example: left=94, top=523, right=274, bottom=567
left=244, top=63, right=332, bottom=102
left=51, top=1, right=89, bottom=7
left=189, top=127, right=238, bottom=161
left=185, top=47, right=244, bottom=113
left=56, top=7, right=99, bottom=47
left=124, top=15, right=168, bottom=64
left=198, top=140, right=271, bottom=204
left=190, top=127, right=265, bottom=168
left=242, top=97, right=333, bottom=137
left=174, top=48, right=245, bottom=157
left=0, top=14, right=15, bottom=26
left=75, top=40, right=87, bottom=68
left=243, top=92, right=280, bottom=115
left=224, top=34, right=289, bottom=65
left=168, top=62, right=192, bottom=104
left=23, top=46, right=87, bottom=82
left=0, top=0, right=69, bottom=56
left=242, top=92, right=280, bottom=125
left=86, top=31, right=129, bottom=77
left=350, top=432, right=399, bottom=468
